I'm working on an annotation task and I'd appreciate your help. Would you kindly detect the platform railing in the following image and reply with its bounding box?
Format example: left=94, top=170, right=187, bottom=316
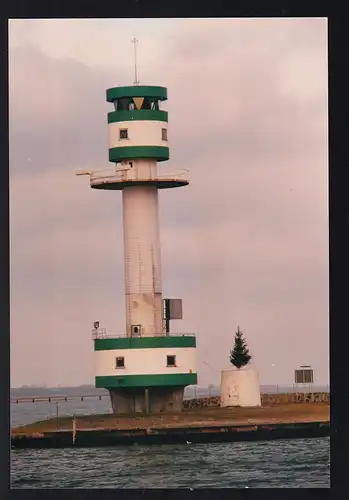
left=92, top=330, right=196, bottom=340
left=89, top=168, right=189, bottom=185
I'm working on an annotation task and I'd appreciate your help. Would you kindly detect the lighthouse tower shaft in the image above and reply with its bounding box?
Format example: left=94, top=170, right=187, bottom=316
left=86, top=85, right=197, bottom=415
left=123, top=180, right=163, bottom=337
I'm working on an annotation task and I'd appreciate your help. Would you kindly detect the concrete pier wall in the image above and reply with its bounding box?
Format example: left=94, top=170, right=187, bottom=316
left=11, top=421, right=330, bottom=449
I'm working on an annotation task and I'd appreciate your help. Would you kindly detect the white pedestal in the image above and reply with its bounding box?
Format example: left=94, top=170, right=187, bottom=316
left=220, top=367, right=261, bottom=407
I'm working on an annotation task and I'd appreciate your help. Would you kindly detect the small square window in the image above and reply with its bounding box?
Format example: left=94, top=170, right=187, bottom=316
left=161, top=128, right=167, bottom=141
left=115, top=357, right=125, bottom=369
left=167, top=355, right=176, bottom=367
left=119, top=129, right=128, bottom=139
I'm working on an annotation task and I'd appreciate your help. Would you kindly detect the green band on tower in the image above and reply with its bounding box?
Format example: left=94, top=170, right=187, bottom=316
left=95, top=373, right=198, bottom=388
left=108, top=110, right=168, bottom=123
left=95, top=336, right=196, bottom=351
left=106, top=86, right=167, bottom=102
left=109, top=146, right=169, bottom=163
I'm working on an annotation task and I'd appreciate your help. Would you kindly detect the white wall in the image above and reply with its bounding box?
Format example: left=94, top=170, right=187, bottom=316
left=109, top=120, right=168, bottom=149
left=220, top=368, right=261, bottom=407
left=122, top=185, right=163, bottom=336
left=95, top=347, right=196, bottom=377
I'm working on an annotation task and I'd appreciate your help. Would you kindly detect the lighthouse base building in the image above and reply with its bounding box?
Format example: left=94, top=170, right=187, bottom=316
left=80, top=85, right=197, bottom=415
left=94, top=335, right=197, bottom=414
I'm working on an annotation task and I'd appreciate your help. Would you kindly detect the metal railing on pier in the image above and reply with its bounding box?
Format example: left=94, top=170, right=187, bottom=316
left=11, top=394, right=110, bottom=404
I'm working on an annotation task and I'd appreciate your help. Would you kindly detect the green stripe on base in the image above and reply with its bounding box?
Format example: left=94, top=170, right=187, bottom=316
left=109, top=146, right=169, bottom=163
left=94, top=336, right=196, bottom=351
left=108, top=110, right=168, bottom=123
left=106, top=86, right=167, bottom=102
left=95, top=373, right=198, bottom=388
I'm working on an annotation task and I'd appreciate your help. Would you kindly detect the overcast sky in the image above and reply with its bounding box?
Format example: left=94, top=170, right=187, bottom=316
left=9, top=18, right=328, bottom=388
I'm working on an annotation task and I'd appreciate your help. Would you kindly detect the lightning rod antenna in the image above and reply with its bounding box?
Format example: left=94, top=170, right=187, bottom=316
left=132, top=38, right=139, bottom=85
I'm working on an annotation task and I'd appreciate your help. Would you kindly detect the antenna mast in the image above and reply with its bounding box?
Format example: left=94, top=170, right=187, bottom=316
left=132, top=38, right=139, bottom=85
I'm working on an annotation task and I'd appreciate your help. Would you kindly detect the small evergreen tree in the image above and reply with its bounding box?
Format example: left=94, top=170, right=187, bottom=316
left=229, top=326, right=252, bottom=369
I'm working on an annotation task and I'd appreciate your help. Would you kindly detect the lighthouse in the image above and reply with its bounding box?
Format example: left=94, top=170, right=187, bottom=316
left=77, top=83, right=197, bottom=414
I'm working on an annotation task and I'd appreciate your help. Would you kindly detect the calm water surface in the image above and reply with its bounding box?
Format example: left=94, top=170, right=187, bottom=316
left=11, top=438, right=329, bottom=489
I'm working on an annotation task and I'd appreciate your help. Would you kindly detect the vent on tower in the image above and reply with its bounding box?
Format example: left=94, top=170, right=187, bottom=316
left=131, top=325, right=141, bottom=337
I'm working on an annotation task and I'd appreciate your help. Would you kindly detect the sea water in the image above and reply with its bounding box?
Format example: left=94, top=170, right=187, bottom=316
left=10, top=386, right=330, bottom=489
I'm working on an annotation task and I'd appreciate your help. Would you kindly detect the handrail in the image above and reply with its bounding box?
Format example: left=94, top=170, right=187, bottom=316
left=92, top=332, right=196, bottom=340
left=90, top=169, right=189, bottom=183
left=11, top=394, right=109, bottom=404
left=90, top=168, right=188, bottom=177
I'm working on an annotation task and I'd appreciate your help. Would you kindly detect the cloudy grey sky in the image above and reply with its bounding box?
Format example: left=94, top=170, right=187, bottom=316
left=9, top=18, right=328, bottom=388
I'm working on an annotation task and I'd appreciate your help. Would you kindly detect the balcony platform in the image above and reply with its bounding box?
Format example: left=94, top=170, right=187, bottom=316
left=90, top=170, right=189, bottom=190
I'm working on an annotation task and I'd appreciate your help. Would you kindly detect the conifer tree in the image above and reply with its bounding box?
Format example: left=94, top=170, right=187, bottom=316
left=229, top=326, right=252, bottom=369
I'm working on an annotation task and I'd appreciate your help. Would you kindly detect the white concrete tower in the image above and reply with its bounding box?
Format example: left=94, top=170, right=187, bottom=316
left=78, top=85, right=197, bottom=414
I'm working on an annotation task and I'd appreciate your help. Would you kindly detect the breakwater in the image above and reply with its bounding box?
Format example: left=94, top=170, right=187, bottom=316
left=11, top=401, right=329, bottom=449
left=11, top=421, right=330, bottom=449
